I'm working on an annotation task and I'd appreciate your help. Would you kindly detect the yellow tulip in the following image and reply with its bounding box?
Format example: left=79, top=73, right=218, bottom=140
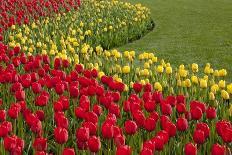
left=166, top=66, right=172, bottom=74
left=154, top=82, right=162, bottom=91
left=156, top=65, right=164, bottom=73
left=200, top=79, right=207, bottom=88
left=218, top=69, right=227, bottom=77
left=209, top=92, right=215, bottom=100
left=213, top=70, right=219, bottom=77
left=191, top=63, right=198, bottom=72
left=140, top=80, right=146, bottom=85
left=204, top=66, right=211, bottom=74
left=152, top=56, right=158, bottom=62
left=143, top=69, right=150, bottom=76
left=124, top=51, right=130, bottom=58
left=227, top=84, right=232, bottom=94
left=144, top=62, right=150, bottom=69
left=122, top=66, right=130, bottom=74
left=185, top=79, right=191, bottom=88
left=179, top=69, right=187, bottom=78
left=98, top=71, right=105, bottom=79
left=191, top=76, right=198, bottom=84
left=221, top=90, right=230, bottom=100
left=124, top=85, right=129, bottom=92
left=218, top=80, right=226, bottom=89
left=211, top=84, right=219, bottom=94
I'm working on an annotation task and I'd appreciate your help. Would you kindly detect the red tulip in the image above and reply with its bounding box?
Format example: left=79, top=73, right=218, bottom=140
left=166, top=95, right=176, bottom=107
left=76, top=140, right=88, bottom=150
left=54, top=58, right=62, bottom=69
left=216, top=120, right=230, bottom=136
left=140, top=148, right=153, bottom=155
left=191, top=106, right=203, bottom=120
left=15, top=90, right=25, bottom=101
left=35, top=94, right=49, bottom=107
left=116, top=145, right=132, bottom=155
left=59, top=96, right=69, bottom=111
left=124, top=120, right=137, bottom=135
left=221, top=127, right=232, bottom=143
left=184, top=143, right=197, bottom=155
left=142, top=92, right=152, bottom=102
left=56, top=115, right=69, bottom=129
left=32, top=82, right=42, bottom=94
left=33, top=137, right=47, bottom=151
left=35, top=110, right=45, bottom=121
left=101, top=122, right=114, bottom=139
left=109, top=103, right=121, bottom=118
left=152, top=91, right=163, bottom=103
left=93, top=104, right=102, bottom=116
left=75, top=107, right=85, bottom=119
left=114, top=135, right=125, bottom=147
left=76, top=127, right=90, bottom=142
left=84, top=111, right=98, bottom=124
left=8, top=105, right=20, bottom=119
left=133, top=111, right=145, bottom=127
left=176, top=95, right=185, bottom=104
left=55, top=83, right=65, bottom=95
left=69, top=85, right=79, bottom=98
left=0, top=124, right=9, bottom=137
left=153, top=136, right=164, bottom=151
left=144, top=117, right=156, bottom=132
left=91, top=69, right=98, bottom=78
left=161, top=102, right=172, bottom=115
left=82, top=122, right=97, bottom=136
left=30, top=119, right=42, bottom=134
left=176, top=118, right=188, bottom=131
left=157, top=130, right=169, bottom=144
left=0, top=110, right=6, bottom=122
left=62, top=148, right=75, bottom=155
left=144, top=83, right=152, bottom=92
left=176, top=103, right=186, bottom=114
left=211, top=143, right=225, bottom=155
left=193, top=130, right=205, bottom=144
left=75, top=64, right=84, bottom=73
left=164, top=122, right=176, bottom=137
left=133, top=82, right=143, bottom=93
left=88, top=136, right=101, bottom=152
left=141, top=142, right=154, bottom=154
left=160, top=115, right=170, bottom=129
left=54, top=127, right=68, bottom=144
left=62, top=59, right=69, bottom=68
left=206, top=107, right=216, bottom=120
left=196, top=123, right=210, bottom=138
left=144, top=100, right=156, bottom=112
left=54, top=101, right=63, bottom=112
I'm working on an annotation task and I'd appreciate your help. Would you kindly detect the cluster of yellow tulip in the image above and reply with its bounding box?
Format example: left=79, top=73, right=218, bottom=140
left=3, top=0, right=153, bottom=64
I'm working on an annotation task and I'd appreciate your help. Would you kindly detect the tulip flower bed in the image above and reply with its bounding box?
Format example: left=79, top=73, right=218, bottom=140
left=0, top=0, right=231, bottom=155
left=0, top=42, right=231, bottom=155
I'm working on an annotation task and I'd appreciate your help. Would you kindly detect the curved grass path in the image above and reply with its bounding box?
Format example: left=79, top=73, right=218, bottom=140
left=119, top=0, right=232, bottom=77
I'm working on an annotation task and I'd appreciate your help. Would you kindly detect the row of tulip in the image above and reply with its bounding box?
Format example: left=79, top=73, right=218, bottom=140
left=0, top=42, right=231, bottom=154
left=2, top=0, right=154, bottom=60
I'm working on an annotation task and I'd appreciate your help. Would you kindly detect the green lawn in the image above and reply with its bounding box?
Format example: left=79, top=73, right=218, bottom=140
left=119, top=0, right=232, bottom=77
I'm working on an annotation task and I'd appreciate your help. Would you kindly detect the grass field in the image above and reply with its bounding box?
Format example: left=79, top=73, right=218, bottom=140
left=119, top=0, right=232, bottom=77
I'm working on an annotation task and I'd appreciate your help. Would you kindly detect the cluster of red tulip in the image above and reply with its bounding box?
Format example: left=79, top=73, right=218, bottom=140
left=0, top=0, right=81, bottom=38
left=0, top=41, right=231, bottom=155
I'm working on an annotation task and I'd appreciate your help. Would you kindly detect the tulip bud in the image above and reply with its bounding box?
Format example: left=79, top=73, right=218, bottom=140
left=184, top=143, right=197, bottom=155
